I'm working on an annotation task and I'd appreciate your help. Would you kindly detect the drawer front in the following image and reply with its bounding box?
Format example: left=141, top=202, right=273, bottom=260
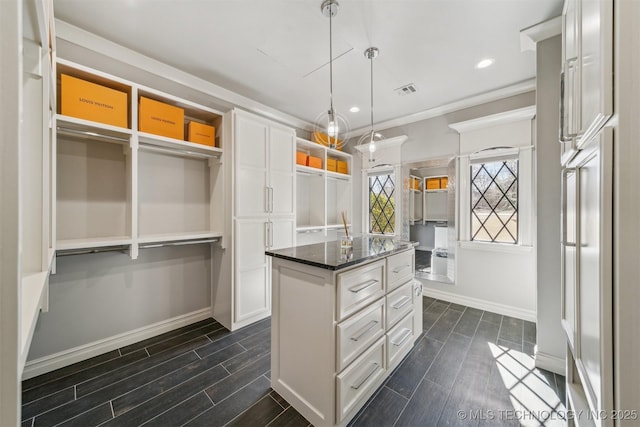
left=337, top=298, right=385, bottom=372
left=336, top=337, right=386, bottom=423
left=386, top=250, right=415, bottom=292
left=337, top=260, right=385, bottom=321
left=387, top=310, right=415, bottom=371
left=386, top=280, right=414, bottom=329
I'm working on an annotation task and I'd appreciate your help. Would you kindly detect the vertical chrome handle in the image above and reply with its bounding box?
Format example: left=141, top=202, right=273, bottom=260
left=351, top=363, right=379, bottom=390
left=559, top=71, right=571, bottom=143
left=269, top=186, right=274, bottom=213
left=350, top=320, right=379, bottom=342
left=269, top=221, right=274, bottom=248
left=264, top=222, right=269, bottom=249
left=265, top=187, right=270, bottom=213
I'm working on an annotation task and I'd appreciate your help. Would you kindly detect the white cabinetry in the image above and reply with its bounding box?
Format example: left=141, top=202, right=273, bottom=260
left=231, top=109, right=295, bottom=329
left=409, top=175, right=423, bottom=225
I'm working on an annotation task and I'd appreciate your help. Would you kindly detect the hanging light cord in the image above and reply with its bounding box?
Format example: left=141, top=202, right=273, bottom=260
left=329, top=6, right=334, bottom=113
left=369, top=51, right=374, bottom=137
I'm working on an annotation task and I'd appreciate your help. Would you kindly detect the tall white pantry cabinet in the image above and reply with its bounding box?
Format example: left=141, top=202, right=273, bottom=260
left=220, top=109, right=296, bottom=331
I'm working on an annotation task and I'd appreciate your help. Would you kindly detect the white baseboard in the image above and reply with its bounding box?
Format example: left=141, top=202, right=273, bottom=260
left=422, top=287, right=536, bottom=322
left=535, top=351, right=566, bottom=375
left=22, top=307, right=212, bottom=380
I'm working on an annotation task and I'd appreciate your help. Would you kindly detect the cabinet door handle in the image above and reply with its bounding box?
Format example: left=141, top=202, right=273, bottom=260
left=264, top=187, right=270, bottom=213
left=559, top=71, right=572, bottom=143
left=351, top=363, right=379, bottom=390
left=264, top=222, right=269, bottom=249
left=392, top=296, right=412, bottom=310
left=350, top=320, right=379, bottom=342
left=392, top=264, right=412, bottom=274
left=391, top=329, right=412, bottom=347
left=349, top=279, right=379, bottom=293
left=269, top=186, right=274, bottom=213
left=269, top=221, right=274, bottom=248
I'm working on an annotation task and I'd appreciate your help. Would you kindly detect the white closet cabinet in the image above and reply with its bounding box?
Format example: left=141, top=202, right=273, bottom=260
left=231, top=109, right=295, bottom=329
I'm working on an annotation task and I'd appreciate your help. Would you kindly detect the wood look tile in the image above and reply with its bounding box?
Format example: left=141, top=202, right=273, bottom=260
left=349, top=386, right=407, bottom=427
left=197, top=318, right=271, bottom=358
left=21, top=387, right=75, bottom=421
left=227, top=395, right=284, bottom=427
left=498, top=316, right=523, bottom=345
left=497, top=339, right=522, bottom=352
left=394, top=379, right=449, bottom=427
left=422, top=296, right=436, bottom=309
left=427, top=308, right=464, bottom=342
left=145, top=322, right=223, bottom=356
left=266, top=406, right=310, bottom=427
left=119, top=318, right=216, bottom=355
left=474, top=321, right=500, bottom=344
left=555, top=374, right=566, bottom=405
left=222, top=336, right=271, bottom=374
left=56, top=403, right=113, bottom=427
left=479, top=363, right=520, bottom=426
left=453, top=308, right=483, bottom=337
left=480, top=311, right=502, bottom=325
left=523, top=320, right=536, bottom=344
left=448, top=302, right=467, bottom=312
left=385, top=336, right=443, bottom=398
left=143, top=392, right=213, bottom=427
left=205, top=354, right=270, bottom=403
left=424, top=332, right=472, bottom=391
left=185, top=376, right=272, bottom=427
left=269, top=390, right=290, bottom=410
left=21, top=419, right=33, bottom=427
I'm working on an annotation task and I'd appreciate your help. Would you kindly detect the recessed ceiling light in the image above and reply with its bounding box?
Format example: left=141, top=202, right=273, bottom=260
left=349, top=106, right=360, bottom=113
left=476, top=58, right=495, bottom=69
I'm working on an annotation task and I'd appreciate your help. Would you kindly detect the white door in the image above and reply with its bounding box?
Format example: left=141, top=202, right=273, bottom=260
left=268, top=126, right=295, bottom=216
left=234, top=218, right=270, bottom=324
left=562, top=168, right=578, bottom=352
left=235, top=113, right=269, bottom=218
left=270, top=217, right=295, bottom=250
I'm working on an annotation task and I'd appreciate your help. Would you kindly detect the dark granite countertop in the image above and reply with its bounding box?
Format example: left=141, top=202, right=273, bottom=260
left=265, top=236, right=417, bottom=271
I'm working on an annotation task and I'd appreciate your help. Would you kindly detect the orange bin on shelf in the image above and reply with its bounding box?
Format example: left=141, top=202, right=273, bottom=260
left=307, top=156, right=322, bottom=169
left=337, top=160, right=348, bottom=174
left=440, top=177, right=449, bottom=189
left=61, top=74, right=128, bottom=128
left=326, top=158, right=337, bottom=172
left=426, top=178, right=441, bottom=190
left=187, top=121, right=215, bottom=146
left=296, top=151, right=308, bottom=166
left=139, top=96, right=184, bottom=140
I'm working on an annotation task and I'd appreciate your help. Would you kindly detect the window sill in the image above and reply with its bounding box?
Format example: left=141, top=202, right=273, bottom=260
left=458, top=241, right=533, bottom=254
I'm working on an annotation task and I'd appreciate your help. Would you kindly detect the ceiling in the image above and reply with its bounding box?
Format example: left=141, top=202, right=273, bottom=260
left=53, top=0, right=562, bottom=134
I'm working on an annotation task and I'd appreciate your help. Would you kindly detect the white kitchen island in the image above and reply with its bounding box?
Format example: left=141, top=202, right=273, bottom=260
left=266, top=237, right=421, bottom=427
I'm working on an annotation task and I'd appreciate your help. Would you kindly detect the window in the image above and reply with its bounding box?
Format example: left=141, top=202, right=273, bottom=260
left=369, top=173, right=395, bottom=234
left=470, top=158, right=518, bottom=244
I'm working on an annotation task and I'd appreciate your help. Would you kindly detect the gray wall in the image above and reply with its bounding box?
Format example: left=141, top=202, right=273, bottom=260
left=28, top=245, right=212, bottom=360
left=535, top=36, right=565, bottom=365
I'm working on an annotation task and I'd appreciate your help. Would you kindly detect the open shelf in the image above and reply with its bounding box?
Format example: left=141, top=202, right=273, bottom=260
left=139, top=132, right=222, bottom=158
left=296, top=171, right=325, bottom=229
left=296, top=164, right=325, bottom=176
left=56, top=236, right=132, bottom=251
left=57, top=114, right=132, bottom=143
left=138, top=231, right=222, bottom=245
left=326, top=170, right=350, bottom=180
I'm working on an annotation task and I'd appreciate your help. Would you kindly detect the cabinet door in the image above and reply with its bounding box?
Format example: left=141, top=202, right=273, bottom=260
left=579, top=0, right=612, bottom=144
left=562, top=0, right=581, bottom=138
left=575, top=129, right=613, bottom=417
left=561, top=168, right=578, bottom=353
left=235, top=113, right=268, bottom=217
left=234, top=218, right=270, bottom=324
left=268, top=126, right=295, bottom=216
left=269, top=217, right=295, bottom=250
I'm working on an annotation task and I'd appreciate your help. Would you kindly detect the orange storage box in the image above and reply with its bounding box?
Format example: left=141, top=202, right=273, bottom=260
left=139, top=96, right=184, bottom=140
left=337, top=160, right=348, bottom=174
left=61, top=74, right=128, bottom=128
left=426, top=178, right=441, bottom=190
left=326, top=158, right=337, bottom=172
left=187, top=121, right=215, bottom=146
left=440, top=177, right=449, bottom=189
left=296, top=151, right=308, bottom=166
left=312, top=131, right=342, bottom=150
left=307, top=156, right=322, bottom=169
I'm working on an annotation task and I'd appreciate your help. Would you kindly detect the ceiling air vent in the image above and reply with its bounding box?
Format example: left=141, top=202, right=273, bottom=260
left=395, top=83, right=417, bottom=96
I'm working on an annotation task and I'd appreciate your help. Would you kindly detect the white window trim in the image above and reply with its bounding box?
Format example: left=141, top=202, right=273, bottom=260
left=362, top=165, right=401, bottom=237
left=459, top=146, right=534, bottom=250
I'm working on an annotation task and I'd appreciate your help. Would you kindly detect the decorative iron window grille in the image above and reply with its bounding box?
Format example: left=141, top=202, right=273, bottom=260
left=470, top=159, right=518, bottom=243
left=369, top=173, right=395, bottom=234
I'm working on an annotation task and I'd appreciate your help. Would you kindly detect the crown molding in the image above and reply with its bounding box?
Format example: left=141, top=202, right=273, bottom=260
left=448, top=105, right=536, bottom=134
left=354, top=135, right=408, bottom=154
left=350, top=79, right=536, bottom=137
left=520, top=16, right=562, bottom=52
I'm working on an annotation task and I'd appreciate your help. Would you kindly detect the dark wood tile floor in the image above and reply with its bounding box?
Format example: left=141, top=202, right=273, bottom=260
left=22, top=299, right=565, bottom=426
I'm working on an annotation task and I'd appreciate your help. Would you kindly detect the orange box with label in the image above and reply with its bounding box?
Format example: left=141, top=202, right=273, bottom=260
left=440, top=177, right=448, bottom=189
left=307, top=156, right=322, bottom=169
left=326, top=158, right=337, bottom=172
left=187, top=121, right=216, bottom=146
left=61, top=74, right=128, bottom=128
left=426, top=178, right=441, bottom=190
left=139, top=96, right=184, bottom=140
left=337, top=160, right=348, bottom=174
left=296, top=151, right=308, bottom=166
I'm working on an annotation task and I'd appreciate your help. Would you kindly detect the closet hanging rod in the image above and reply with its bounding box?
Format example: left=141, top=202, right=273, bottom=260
left=139, top=238, right=220, bottom=249
left=138, top=143, right=219, bottom=160
left=56, top=245, right=129, bottom=257
left=57, top=127, right=130, bottom=144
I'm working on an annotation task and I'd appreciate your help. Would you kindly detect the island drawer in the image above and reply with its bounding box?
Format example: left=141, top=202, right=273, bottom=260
left=386, top=310, right=415, bottom=371
left=337, top=260, right=385, bottom=321
left=386, top=250, right=415, bottom=292
left=336, top=298, right=385, bottom=372
left=386, top=280, right=414, bottom=329
left=336, top=336, right=386, bottom=423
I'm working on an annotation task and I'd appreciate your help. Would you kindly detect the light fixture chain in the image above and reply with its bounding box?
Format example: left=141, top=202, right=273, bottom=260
left=370, top=51, right=374, bottom=132
left=329, top=5, right=334, bottom=112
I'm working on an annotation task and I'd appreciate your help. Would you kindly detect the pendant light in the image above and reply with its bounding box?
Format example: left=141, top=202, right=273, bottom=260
left=315, top=0, right=349, bottom=149
left=358, top=46, right=383, bottom=160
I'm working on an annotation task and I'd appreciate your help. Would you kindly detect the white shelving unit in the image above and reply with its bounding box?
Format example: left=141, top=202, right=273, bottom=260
left=409, top=175, right=423, bottom=225
left=294, top=137, right=352, bottom=245
left=55, top=59, right=225, bottom=258
left=423, top=175, right=448, bottom=222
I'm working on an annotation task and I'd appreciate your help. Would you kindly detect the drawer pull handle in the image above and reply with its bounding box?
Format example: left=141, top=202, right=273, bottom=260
left=392, top=264, right=412, bottom=274
left=350, top=320, right=379, bottom=342
left=391, top=329, right=412, bottom=347
left=349, top=279, right=379, bottom=293
left=351, top=363, right=379, bottom=390
left=392, top=296, right=412, bottom=310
